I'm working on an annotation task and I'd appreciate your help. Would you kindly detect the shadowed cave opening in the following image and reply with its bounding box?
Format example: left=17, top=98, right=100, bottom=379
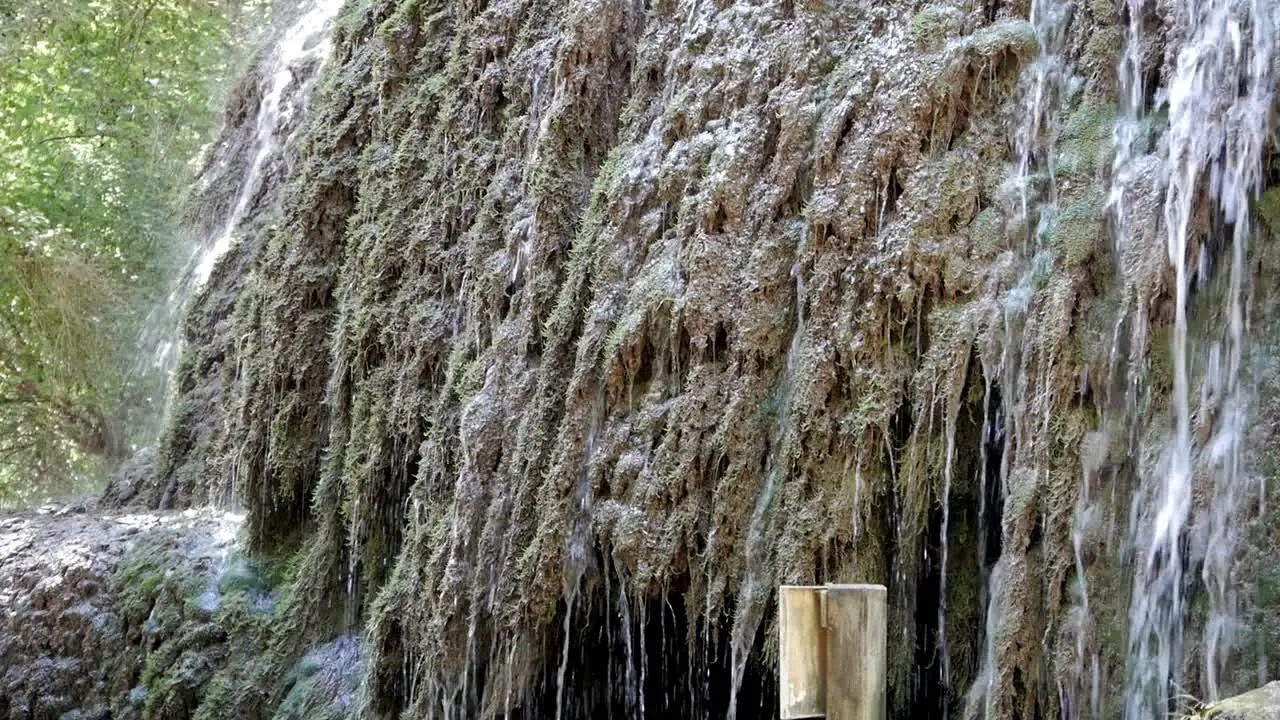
left=907, top=361, right=1004, bottom=719
left=366, top=370, right=1008, bottom=719
left=523, top=580, right=776, bottom=720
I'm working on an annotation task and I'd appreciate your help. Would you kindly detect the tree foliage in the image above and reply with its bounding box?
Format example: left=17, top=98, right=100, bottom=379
left=0, top=0, right=253, bottom=501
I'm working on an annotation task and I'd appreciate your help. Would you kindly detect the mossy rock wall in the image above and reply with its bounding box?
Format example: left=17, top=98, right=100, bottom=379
left=152, top=0, right=1280, bottom=718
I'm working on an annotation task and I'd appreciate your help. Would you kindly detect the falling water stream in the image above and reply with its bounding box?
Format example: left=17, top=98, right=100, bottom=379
left=136, top=0, right=344, bottom=414
left=968, top=0, right=1075, bottom=713
left=125, top=0, right=344, bottom=634
left=966, top=0, right=1277, bottom=715
left=192, top=0, right=346, bottom=289
left=1122, top=0, right=1274, bottom=716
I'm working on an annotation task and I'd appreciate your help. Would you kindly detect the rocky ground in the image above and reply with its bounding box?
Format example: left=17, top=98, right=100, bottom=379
left=1197, top=683, right=1280, bottom=720
left=0, top=505, right=241, bottom=719
left=0, top=504, right=358, bottom=720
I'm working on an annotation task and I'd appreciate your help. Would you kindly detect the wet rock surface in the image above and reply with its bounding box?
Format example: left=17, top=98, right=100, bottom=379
left=0, top=505, right=363, bottom=720
left=0, top=507, right=238, bottom=719
left=1201, top=683, right=1280, bottom=720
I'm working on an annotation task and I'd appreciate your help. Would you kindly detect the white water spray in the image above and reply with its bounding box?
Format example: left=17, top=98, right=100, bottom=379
left=136, top=0, right=344, bottom=402
left=1123, top=0, right=1274, bottom=716
left=193, top=0, right=345, bottom=288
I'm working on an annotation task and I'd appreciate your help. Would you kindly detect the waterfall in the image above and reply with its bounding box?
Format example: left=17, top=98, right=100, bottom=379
left=1120, top=0, right=1274, bottom=717
left=967, top=0, right=1076, bottom=714
left=192, top=0, right=346, bottom=290
left=133, top=0, right=345, bottom=429
left=109, top=0, right=1280, bottom=714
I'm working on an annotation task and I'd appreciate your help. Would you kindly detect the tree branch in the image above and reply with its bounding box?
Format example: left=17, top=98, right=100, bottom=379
left=31, top=130, right=117, bottom=147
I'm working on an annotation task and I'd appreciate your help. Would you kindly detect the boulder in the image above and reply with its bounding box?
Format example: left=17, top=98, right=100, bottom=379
left=1202, top=683, right=1280, bottom=720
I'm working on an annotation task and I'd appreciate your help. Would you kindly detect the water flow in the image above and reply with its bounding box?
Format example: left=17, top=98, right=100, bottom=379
left=967, top=0, right=1073, bottom=714
left=726, top=242, right=808, bottom=720
left=556, top=385, right=605, bottom=720
left=1012, top=0, right=1073, bottom=237
left=196, top=0, right=345, bottom=286
left=1195, top=0, right=1273, bottom=697
left=936, top=349, right=971, bottom=709
left=135, top=0, right=344, bottom=420
left=1110, top=0, right=1148, bottom=204
left=1122, top=1, right=1274, bottom=716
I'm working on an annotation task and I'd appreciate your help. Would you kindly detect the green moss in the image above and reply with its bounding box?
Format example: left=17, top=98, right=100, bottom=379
left=1147, top=325, right=1173, bottom=395
left=969, top=207, right=1006, bottom=258
left=456, top=354, right=489, bottom=398
left=544, top=146, right=628, bottom=338
left=1028, top=248, right=1056, bottom=292
left=121, top=557, right=166, bottom=595
left=910, top=5, right=964, bottom=51
left=1089, top=0, right=1117, bottom=20
left=378, top=0, right=423, bottom=38
left=273, top=653, right=346, bottom=720
left=334, top=0, right=378, bottom=38
left=192, top=656, right=277, bottom=720
left=966, top=19, right=1038, bottom=60
left=1056, top=102, right=1117, bottom=181
left=1047, top=189, right=1104, bottom=266
left=1257, top=187, right=1280, bottom=236
left=1081, top=26, right=1124, bottom=88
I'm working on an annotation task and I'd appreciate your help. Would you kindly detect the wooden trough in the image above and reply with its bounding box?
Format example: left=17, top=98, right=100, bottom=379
left=779, top=584, right=887, bottom=720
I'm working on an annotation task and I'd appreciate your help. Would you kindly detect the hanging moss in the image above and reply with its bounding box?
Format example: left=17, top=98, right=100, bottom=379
left=143, top=0, right=1280, bottom=718
left=1057, top=102, right=1118, bottom=182
left=910, top=4, right=967, bottom=51
left=1048, top=188, right=1105, bottom=267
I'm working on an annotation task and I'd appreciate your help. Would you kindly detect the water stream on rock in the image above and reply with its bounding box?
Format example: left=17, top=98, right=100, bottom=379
left=1121, top=0, right=1274, bottom=717
left=969, top=0, right=1075, bottom=713
left=962, top=0, right=1277, bottom=716
left=727, top=241, right=808, bottom=720
left=134, top=0, right=344, bottom=428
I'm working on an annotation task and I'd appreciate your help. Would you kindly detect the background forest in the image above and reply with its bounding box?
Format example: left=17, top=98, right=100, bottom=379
left=0, top=0, right=261, bottom=500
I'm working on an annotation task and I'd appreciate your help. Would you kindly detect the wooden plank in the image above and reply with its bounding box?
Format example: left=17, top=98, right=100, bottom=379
left=823, top=584, right=887, bottom=720
left=779, top=585, right=827, bottom=718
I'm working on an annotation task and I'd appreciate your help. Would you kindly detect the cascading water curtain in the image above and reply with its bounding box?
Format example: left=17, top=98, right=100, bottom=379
left=1122, top=0, right=1275, bottom=718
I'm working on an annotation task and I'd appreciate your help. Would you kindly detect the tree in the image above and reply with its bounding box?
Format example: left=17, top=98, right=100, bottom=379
left=0, top=0, right=256, bottom=502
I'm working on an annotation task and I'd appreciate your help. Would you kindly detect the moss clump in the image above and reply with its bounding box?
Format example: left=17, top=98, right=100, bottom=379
left=1146, top=325, right=1174, bottom=396
left=1257, top=186, right=1280, bottom=235
left=910, top=5, right=965, bottom=51
left=1056, top=102, right=1117, bottom=182
left=114, top=538, right=211, bottom=624
left=965, top=19, right=1039, bottom=59
left=969, top=207, right=1007, bottom=258
left=102, top=528, right=308, bottom=720
left=119, top=556, right=166, bottom=596
left=1081, top=26, right=1125, bottom=91
left=1047, top=189, right=1104, bottom=266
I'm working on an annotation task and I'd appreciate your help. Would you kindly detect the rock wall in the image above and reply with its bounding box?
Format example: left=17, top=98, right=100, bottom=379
left=0, top=508, right=244, bottom=719
left=146, top=0, right=1280, bottom=718
left=0, top=507, right=359, bottom=720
